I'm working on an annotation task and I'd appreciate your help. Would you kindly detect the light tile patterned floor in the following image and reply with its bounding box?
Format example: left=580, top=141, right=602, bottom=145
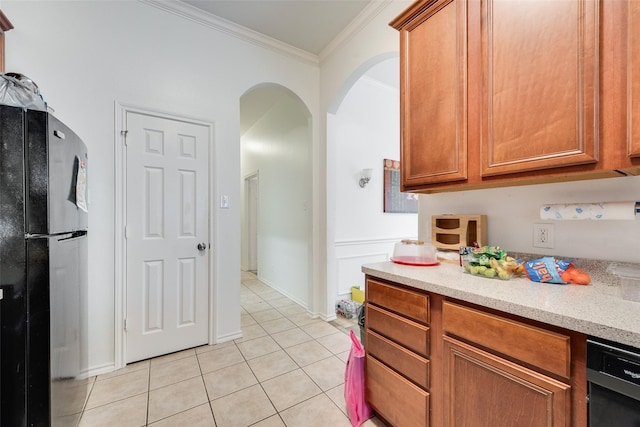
left=78, top=271, right=383, bottom=427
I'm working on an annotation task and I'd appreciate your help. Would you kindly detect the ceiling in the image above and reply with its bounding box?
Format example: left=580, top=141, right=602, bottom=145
left=180, top=0, right=373, bottom=55
left=177, top=0, right=399, bottom=133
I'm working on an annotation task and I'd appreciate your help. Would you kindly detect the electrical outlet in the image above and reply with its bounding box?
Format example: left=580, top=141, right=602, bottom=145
left=533, top=223, right=554, bottom=248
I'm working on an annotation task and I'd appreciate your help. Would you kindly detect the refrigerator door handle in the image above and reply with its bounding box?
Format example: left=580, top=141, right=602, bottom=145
left=58, top=230, right=87, bottom=241
left=25, top=230, right=87, bottom=240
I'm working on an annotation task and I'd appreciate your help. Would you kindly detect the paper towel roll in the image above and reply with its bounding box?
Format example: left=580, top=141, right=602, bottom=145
left=540, top=201, right=638, bottom=220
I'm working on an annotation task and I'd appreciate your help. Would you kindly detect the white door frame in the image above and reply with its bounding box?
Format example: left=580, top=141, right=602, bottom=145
left=114, top=102, right=216, bottom=369
left=244, top=171, right=259, bottom=272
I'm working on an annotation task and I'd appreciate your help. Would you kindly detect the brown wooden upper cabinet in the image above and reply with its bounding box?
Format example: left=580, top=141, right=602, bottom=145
left=630, top=0, right=640, bottom=157
left=391, top=0, right=640, bottom=193
left=391, top=0, right=468, bottom=189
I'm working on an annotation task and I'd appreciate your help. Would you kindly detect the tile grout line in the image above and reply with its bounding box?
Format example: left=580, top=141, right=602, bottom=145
left=193, top=351, right=218, bottom=427
left=80, top=272, right=359, bottom=426
left=238, top=278, right=350, bottom=423
left=145, top=362, right=150, bottom=426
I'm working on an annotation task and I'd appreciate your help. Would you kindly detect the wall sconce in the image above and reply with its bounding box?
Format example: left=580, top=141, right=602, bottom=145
left=359, top=168, right=373, bottom=188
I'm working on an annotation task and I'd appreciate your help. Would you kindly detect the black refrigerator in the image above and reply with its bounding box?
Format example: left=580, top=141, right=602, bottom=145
left=0, top=104, right=89, bottom=426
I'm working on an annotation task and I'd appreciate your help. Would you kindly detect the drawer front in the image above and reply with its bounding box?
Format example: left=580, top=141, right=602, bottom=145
left=443, top=301, right=571, bottom=377
left=367, top=330, right=430, bottom=389
left=367, top=304, right=430, bottom=357
left=366, top=355, right=429, bottom=427
left=367, top=279, right=430, bottom=323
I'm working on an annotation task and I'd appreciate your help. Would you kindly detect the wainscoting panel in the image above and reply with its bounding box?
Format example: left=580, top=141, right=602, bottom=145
left=334, top=237, right=417, bottom=299
left=337, top=252, right=389, bottom=297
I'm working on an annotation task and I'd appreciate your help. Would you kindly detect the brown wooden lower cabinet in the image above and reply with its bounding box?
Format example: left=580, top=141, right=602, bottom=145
left=364, top=276, right=587, bottom=427
left=367, top=330, right=430, bottom=389
left=366, top=356, right=429, bottom=427
left=442, top=336, right=571, bottom=427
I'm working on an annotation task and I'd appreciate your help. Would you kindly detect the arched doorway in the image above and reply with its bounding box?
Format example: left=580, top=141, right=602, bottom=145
left=240, top=84, right=313, bottom=308
left=326, top=54, right=418, bottom=317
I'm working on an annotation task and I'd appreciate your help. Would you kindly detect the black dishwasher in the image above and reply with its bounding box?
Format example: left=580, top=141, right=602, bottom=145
left=587, top=336, right=640, bottom=426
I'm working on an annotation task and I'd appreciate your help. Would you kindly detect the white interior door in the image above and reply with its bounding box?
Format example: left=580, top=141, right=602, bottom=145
left=125, top=111, right=209, bottom=363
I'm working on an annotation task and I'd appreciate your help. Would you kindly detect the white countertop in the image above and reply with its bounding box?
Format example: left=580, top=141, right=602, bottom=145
left=362, top=261, right=640, bottom=348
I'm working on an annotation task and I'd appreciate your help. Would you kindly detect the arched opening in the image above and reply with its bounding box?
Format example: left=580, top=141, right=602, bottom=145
left=326, top=54, right=418, bottom=316
left=240, top=83, right=313, bottom=308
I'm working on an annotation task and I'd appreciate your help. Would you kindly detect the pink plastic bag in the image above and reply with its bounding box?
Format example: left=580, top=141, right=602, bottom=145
left=344, top=329, right=373, bottom=426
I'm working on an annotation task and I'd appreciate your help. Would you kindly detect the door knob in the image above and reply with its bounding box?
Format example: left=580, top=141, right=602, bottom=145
left=197, top=242, right=207, bottom=251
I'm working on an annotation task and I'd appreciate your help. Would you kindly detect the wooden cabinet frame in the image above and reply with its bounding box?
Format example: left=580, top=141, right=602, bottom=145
left=392, top=0, right=468, bottom=190
left=443, top=336, right=571, bottom=427
left=364, top=275, right=587, bottom=426
left=391, top=0, right=640, bottom=193
left=479, top=0, right=599, bottom=176
left=628, top=0, right=640, bottom=157
left=0, top=10, right=13, bottom=73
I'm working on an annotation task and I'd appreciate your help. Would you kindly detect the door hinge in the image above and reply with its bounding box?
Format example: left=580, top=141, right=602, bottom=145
left=121, top=129, right=128, bottom=145
left=124, top=318, right=127, bottom=331
left=124, top=226, right=129, bottom=239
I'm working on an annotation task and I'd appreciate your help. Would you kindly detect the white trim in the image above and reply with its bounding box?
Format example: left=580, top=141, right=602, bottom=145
left=114, top=102, right=126, bottom=370
left=215, top=331, right=244, bottom=343
left=114, top=102, right=216, bottom=368
left=84, top=362, right=117, bottom=379
left=326, top=52, right=399, bottom=115
left=335, top=236, right=418, bottom=247
left=336, top=251, right=390, bottom=261
left=139, top=0, right=319, bottom=66
left=256, top=275, right=308, bottom=310
left=207, top=120, right=217, bottom=346
left=319, top=0, right=393, bottom=62
left=336, top=251, right=389, bottom=298
left=139, top=0, right=393, bottom=66
left=242, top=171, right=259, bottom=273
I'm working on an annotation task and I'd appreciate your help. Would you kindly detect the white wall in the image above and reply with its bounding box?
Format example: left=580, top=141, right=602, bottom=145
left=241, top=87, right=312, bottom=306
left=321, top=0, right=413, bottom=316
left=334, top=68, right=415, bottom=240
left=9, top=0, right=631, bottom=374
left=4, top=0, right=320, bottom=374
left=321, top=0, right=640, bottom=305
left=330, top=61, right=418, bottom=299
left=419, top=176, right=640, bottom=264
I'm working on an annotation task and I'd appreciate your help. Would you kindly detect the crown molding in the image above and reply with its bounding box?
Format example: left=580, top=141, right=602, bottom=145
left=139, top=0, right=320, bottom=66
left=319, top=0, right=393, bottom=62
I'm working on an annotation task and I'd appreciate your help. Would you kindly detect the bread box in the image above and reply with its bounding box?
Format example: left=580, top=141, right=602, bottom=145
left=431, top=215, right=487, bottom=251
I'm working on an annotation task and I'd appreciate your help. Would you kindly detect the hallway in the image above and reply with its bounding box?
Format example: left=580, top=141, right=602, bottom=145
left=78, top=271, right=382, bottom=426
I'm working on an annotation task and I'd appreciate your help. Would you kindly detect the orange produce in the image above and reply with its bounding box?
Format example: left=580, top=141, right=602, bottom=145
left=560, top=264, right=591, bottom=285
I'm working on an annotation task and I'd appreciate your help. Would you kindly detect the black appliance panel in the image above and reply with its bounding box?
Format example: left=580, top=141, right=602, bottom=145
left=0, top=105, right=89, bottom=426
left=587, top=337, right=640, bottom=427
left=25, top=110, right=88, bottom=235
left=49, top=232, right=88, bottom=425
left=0, top=105, right=29, bottom=427
left=589, top=382, right=640, bottom=427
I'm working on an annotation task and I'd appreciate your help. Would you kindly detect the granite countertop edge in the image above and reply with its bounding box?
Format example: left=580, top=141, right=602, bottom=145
left=362, top=261, right=640, bottom=348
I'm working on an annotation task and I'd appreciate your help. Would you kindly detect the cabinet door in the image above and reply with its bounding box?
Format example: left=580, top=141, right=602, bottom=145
left=629, top=0, right=640, bottom=157
left=481, top=0, right=598, bottom=176
left=367, top=356, right=429, bottom=427
left=395, top=0, right=468, bottom=188
left=443, top=337, right=570, bottom=427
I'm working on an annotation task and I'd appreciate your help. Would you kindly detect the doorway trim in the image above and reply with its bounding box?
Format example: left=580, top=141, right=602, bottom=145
left=114, top=102, right=216, bottom=369
left=243, top=171, right=259, bottom=273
